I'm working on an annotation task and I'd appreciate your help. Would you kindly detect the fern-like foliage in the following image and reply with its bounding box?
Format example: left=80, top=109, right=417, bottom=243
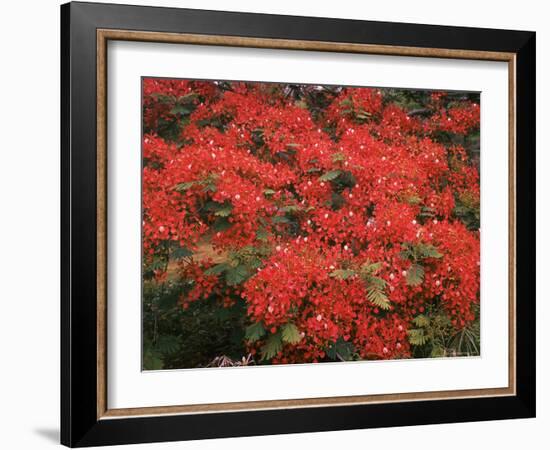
left=360, top=262, right=391, bottom=309
left=399, top=242, right=443, bottom=287
left=245, top=321, right=266, bottom=342
left=406, top=263, right=425, bottom=286
left=407, top=328, right=429, bottom=346
left=326, top=337, right=357, bottom=361
left=261, top=333, right=283, bottom=360
left=446, top=304, right=480, bottom=356
left=328, top=261, right=390, bottom=310
left=366, top=280, right=391, bottom=310
left=406, top=304, right=479, bottom=359
left=281, top=323, right=302, bottom=344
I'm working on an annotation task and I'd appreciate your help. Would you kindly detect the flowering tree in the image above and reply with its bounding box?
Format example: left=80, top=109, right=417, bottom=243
left=142, top=78, right=480, bottom=369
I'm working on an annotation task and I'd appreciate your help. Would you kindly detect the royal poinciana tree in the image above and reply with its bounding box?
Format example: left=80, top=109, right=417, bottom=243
left=142, top=78, right=480, bottom=369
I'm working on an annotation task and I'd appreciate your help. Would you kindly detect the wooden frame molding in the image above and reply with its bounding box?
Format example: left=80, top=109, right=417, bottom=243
left=96, top=29, right=517, bottom=420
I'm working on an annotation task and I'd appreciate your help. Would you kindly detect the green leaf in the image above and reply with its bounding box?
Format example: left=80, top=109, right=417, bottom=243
left=326, top=337, right=355, bottom=361
left=404, top=194, right=422, bottom=205
left=212, top=217, right=233, bottom=232
left=331, top=152, right=345, bottom=162
left=329, top=269, right=356, bottom=280
left=204, top=263, right=230, bottom=276
left=368, top=275, right=387, bottom=290
left=171, top=246, right=193, bottom=259
left=214, top=205, right=233, bottom=217
left=406, top=264, right=425, bottom=286
left=318, top=170, right=342, bottom=182
left=263, top=189, right=277, bottom=196
left=201, top=183, right=217, bottom=193
left=156, top=335, right=180, bottom=354
left=261, top=333, right=283, bottom=360
left=225, top=264, right=249, bottom=286
left=419, top=244, right=443, bottom=259
left=367, top=285, right=391, bottom=310
left=143, top=349, right=164, bottom=370
left=433, top=313, right=452, bottom=329
left=454, top=205, right=469, bottom=215
left=157, top=290, right=179, bottom=310
left=177, top=92, right=198, bottom=102
left=272, top=215, right=290, bottom=224
left=279, top=205, right=301, bottom=213
left=151, top=93, right=175, bottom=104
left=148, top=258, right=166, bottom=271
left=340, top=98, right=353, bottom=107
left=399, top=243, right=413, bottom=260
left=361, top=261, right=382, bottom=274
left=412, top=314, right=430, bottom=328
left=356, top=110, right=372, bottom=120
left=419, top=206, right=436, bottom=217
left=407, top=328, right=428, bottom=346
left=399, top=242, right=442, bottom=262
left=256, top=228, right=269, bottom=241
left=306, top=167, right=322, bottom=174
left=245, top=322, right=266, bottom=342
left=330, top=192, right=345, bottom=210
left=174, top=181, right=196, bottom=192
left=204, top=201, right=220, bottom=211
left=206, top=201, right=233, bottom=216
left=281, top=323, right=302, bottom=344
left=170, top=104, right=192, bottom=115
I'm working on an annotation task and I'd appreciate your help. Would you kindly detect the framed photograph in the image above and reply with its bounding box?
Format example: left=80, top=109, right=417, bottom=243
left=61, top=1, right=536, bottom=447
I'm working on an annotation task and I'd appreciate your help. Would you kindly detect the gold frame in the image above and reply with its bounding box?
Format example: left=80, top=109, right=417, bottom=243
left=96, top=29, right=516, bottom=420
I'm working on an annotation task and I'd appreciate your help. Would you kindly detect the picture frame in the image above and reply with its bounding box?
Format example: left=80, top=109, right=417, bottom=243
left=61, top=1, right=536, bottom=447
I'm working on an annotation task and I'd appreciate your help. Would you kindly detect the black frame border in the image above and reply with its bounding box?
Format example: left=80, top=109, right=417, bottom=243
left=61, top=2, right=536, bottom=447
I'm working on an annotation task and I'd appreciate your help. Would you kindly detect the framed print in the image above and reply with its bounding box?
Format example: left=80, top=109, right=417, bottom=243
left=60, top=1, right=536, bottom=447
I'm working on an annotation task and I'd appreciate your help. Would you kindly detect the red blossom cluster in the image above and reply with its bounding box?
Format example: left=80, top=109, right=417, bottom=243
left=142, top=78, right=480, bottom=363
